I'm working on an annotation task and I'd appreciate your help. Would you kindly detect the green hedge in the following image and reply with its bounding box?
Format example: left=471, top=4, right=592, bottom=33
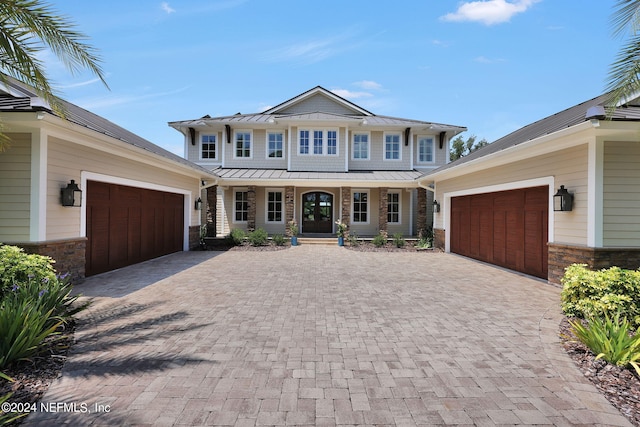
left=561, top=263, right=640, bottom=328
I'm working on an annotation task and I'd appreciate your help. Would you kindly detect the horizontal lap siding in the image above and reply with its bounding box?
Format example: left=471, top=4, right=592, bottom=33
left=604, top=141, right=640, bottom=247
left=0, top=134, right=31, bottom=241
left=438, top=144, right=588, bottom=246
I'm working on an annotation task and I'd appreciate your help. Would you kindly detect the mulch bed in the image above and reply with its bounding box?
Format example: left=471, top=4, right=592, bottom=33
left=560, top=318, right=640, bottom=426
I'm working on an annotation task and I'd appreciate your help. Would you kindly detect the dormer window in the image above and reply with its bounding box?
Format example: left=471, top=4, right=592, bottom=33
left=201, top=134, right=217, bottom=160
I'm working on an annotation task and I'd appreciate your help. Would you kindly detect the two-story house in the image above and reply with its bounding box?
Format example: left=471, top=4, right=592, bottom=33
left=169, top=87, right=466, bottom=238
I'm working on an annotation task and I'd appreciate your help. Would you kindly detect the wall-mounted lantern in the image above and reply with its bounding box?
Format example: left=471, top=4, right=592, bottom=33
left=553, top=185, right=573, bottom=212
left=433, top=200, right=441, bottom=213
left=61, top=180, right=82, bottom=207
left=194, top=197, right=203, bottom=211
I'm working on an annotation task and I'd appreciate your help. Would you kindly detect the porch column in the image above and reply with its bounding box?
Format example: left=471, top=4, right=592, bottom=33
left=285, top=186, right=295, bottom=236
left=247, top=185, right=256, bottom=231
left=378, top=187, right=388, bottom=237
left=417, top=187, right=427, bottom=238
left=206, top=185, right=217, bottom=237
left=341, top=187, right=351, bottom=236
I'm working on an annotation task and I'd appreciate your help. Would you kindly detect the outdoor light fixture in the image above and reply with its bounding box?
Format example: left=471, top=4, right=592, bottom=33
left=433, top=200, right=440, bottom=213
left=61, top=180, right=82, bottom=207
left=553, top=185, right=573, bottom=212
left=194, top=197, right=203, bottom=211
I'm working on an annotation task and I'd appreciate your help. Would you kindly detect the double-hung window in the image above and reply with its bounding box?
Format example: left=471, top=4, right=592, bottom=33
left=353, top=191, right=368, bottom=223
left=384, top=133, right=401, bottom=160
left=352, top=133, right=369, bottom=160
left=418, top=137, right=434, bottom=163
left=235, top=131, right=252, bottom=158
left=266, top=191, right=283, bottom=223
left=388, top=192, right=400, bottom=224
left=234, top=191, right=248, bottom=222
left=268, top=132, right=284, bottom=158
left=201, top=134, right=217, bottom=160
left=299, top=129, right=338, bottom=155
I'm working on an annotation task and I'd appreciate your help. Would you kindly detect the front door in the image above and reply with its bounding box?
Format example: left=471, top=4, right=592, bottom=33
left=302, top=192, right=333, bottom=233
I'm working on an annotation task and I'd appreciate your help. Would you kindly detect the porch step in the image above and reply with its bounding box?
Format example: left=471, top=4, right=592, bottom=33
left=296, top=237, right=339, bottom=246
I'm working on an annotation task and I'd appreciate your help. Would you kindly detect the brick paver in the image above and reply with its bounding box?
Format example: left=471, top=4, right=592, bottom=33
left=23, top=247, right=631, bottom=426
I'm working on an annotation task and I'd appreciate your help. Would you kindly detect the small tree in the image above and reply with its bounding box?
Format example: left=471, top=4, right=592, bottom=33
left=450, top=134, right=489, bottom=161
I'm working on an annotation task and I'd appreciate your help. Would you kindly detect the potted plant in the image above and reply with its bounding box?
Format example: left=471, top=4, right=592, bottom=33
left=288, top=219, right=299, bottom=246
left=335, top=220, right=347, bottom=246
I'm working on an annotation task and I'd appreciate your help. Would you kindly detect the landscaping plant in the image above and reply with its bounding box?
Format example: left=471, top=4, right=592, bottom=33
left=272, top=234, right=286, bottom=246
left=372, top=232, right=387, bottom=248
left=248, top=228, right=268, bottom=247
left=561, top=264, right=640, bottom=328
left=0, top=245, right=56, bottom=300
left=569, top=312, right=640, bottom=377
left=392, top=233, right=405, bottom=248
left=229, top=228, right=246, bottom=246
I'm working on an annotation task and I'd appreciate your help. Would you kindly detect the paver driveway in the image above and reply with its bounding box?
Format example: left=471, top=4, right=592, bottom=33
left=24, top=247, right=631, bottom=426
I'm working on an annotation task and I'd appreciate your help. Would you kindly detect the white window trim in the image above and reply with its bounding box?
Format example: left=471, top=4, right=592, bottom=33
left=232, top=187, right=249, bottom=224
left=266, top=131, right=285, bottom=160
left=233, top=130, right=253, bottom=159
left=387, top=191, right=402, bottom=225
left=383, top=132, right=402, bottom=161
left=417, top=136, right=435, bottom=164
left=298, top=128, right=339, bottom=156
left=199, top=133, right=218, bottom=161
left=265, top=188, right=285, bottom=224
left=351, top=132, right=370, bottom=161
left=351, top=189, right=370, bottom=225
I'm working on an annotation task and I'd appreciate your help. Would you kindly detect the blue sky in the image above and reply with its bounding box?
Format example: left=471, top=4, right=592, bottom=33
left=48, top=0, right=619, bottom=156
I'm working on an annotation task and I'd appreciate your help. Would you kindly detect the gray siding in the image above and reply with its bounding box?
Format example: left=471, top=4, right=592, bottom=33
left=279, top=93, right=357, bottom=115
left=603, top=141, right=640, bottom=247
left=290, top=127, right=346, bottom=172
left=0, top=134, right=31, bottom=241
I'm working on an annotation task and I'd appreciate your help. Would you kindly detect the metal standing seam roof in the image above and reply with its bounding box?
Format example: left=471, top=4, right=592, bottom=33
left=0, top=78, right=216, bottom=177
left=423, top=92, right=640, bottom=176
left=213, top=168, right=424, bottom=182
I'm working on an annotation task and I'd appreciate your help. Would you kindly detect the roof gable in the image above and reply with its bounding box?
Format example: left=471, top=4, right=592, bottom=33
left=264, top=86, right=372, bottom=116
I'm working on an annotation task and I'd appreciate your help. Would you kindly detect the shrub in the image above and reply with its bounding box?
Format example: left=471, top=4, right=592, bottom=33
left=561, top=264, right=640, bottom=327
left=229, top=229, right=246, bottom=246
left=569, top=312, right=640, bottom=376
left=372, top=233, right=386, bottom=248
left=348, top=232, right=360, bottom=247
left=392, top=233, right=405, bottom=248
left=248, top=228, right=268, bottom=247
left=0, top=245, right=57, bottom=300
left=272, top=234, right=286, bottom=246
left=416, top=236, right=432, bottom=249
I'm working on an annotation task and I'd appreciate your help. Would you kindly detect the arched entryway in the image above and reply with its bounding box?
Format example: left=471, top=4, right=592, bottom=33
left=302, top=191, right=333, bottom=233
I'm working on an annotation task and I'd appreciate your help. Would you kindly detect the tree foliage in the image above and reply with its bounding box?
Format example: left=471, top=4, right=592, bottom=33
left=449, top=134, right=489, bottom=161
left=0, top=0, right=108, bottom=149
left=606, top=0, right=640, bottom=108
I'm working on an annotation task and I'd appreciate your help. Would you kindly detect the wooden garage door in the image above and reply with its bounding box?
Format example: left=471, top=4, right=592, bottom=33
left=86, top=181, right=184, bottom=276
left=450, top=186, right=548, bottom=279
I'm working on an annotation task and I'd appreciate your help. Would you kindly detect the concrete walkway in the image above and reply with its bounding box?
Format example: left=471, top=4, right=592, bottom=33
left=24, top=247, right=631, bottom=426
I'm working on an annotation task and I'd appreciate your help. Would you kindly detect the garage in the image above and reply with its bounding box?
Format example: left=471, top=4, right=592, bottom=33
left=450, top=186, right=548, bottom=279
left=85, top=181, right=185, bottom=276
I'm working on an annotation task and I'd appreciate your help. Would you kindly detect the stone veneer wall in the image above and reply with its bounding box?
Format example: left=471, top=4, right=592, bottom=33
left=433, top=228, right=445, bottom=250
left=341, top=187, right=351, bottom=236
left=14, top=238, right=87, bottom=283
left=378, top=187, right=388, bottom=235
left=247, top=185, right=256, bottom=231
left=417, top=188, right=427, bottom=237
left=189, top=225, right=201, bottom=250
left=206, top=185, right=217, bottom=237
left=285, top=186, right=295, bottom=236
left=548, top=243, right=640, bottom=284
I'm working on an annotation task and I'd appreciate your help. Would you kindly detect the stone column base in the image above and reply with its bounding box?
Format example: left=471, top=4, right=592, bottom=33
left=10, top=238, right=87, bottom=283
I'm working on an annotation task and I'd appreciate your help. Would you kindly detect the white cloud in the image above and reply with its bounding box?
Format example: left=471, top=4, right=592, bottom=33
left=59, top=77, right=104, bottom=89
left=441, top=0, right=540, bottom=26
left=161, top=2, right=175, bottom=14
left=353, top=80, right=383, bottom=91
left=330, top=89, right=373, bottom=99
left=474, top=56, right=506, bottom=64
left=262, top=29, right=364, bottom=64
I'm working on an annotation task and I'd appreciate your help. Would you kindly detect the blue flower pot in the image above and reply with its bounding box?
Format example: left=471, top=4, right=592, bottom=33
left=338, top=236, right=344, bottom=246
left=291, top=236, right=298, bottom=246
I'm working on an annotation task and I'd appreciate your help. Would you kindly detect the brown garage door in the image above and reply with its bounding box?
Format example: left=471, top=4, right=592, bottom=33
left=450, top=186, right=548, bottom=279
left=86, top=181, right=184, bottom=276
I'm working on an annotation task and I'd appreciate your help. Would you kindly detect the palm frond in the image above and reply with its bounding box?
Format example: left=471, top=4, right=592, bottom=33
left=611, top=0, right=640, bottom=38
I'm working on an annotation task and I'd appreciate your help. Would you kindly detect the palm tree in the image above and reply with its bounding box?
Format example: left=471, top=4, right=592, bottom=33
left=0, top=0, right=108, bottom=149
left=606, top=0, right=640, bottom=108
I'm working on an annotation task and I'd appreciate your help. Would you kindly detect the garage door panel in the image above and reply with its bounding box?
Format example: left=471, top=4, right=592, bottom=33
left=451, top=186, right=548, bottom=279
left=86, top=181, right=184, bottom=276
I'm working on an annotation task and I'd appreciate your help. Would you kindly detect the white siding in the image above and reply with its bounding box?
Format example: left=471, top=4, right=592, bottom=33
left=0, top=134, right=31, bottom=241
left=603, top=141, right=640, bottom=247
left=435, top=144, right=589, bottom=246
left=47, top=137, right=201, bottom=241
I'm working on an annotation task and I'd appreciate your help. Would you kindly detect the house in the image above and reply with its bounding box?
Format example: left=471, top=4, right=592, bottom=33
left=0, top=77, right=217, bottom=281
left=420, top=93, right=640, bottom=283
left=169, top=86, right=466, bottom=239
